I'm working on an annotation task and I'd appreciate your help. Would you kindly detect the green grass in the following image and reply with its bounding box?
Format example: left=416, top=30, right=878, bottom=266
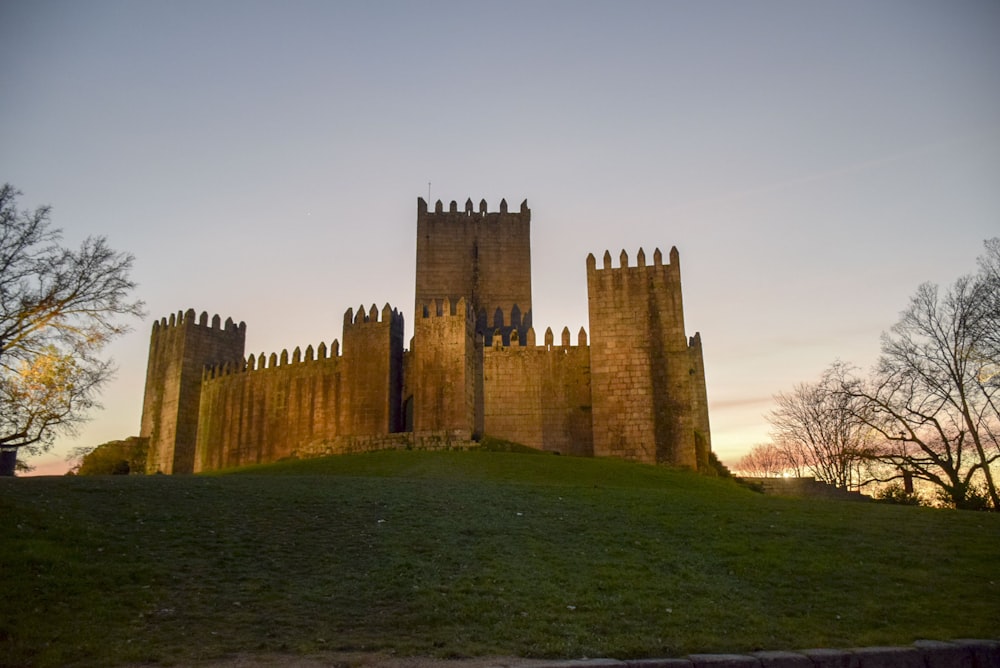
left=1, top=449, right=997, bottom=667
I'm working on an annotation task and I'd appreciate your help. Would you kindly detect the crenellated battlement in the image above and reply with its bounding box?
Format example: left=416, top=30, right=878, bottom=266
left=417, top=197, right=530, bottom=218
left=202, top=338, right=343, bottom=380
left=585, top=246, right=681, bottom=274
left=476, top=303, right=531, bottom=327
left=487, top=325, right=589, bottom=350
left=343, top=303, right=404, bottom=329
left=418, top=297, right=475, bottom=322
left=151, top=308, right=245, bottom=334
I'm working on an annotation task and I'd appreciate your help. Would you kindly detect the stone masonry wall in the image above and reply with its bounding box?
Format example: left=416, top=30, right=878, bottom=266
left=140, top=309, right=245, bottom=474
left=341, top=304, right=404, bottom=436
left=415, top=197, right=532, bottom=344
left=483, top=326, right=593, bottom=456
left=194, top=342, right=342, bottom=472
left=586, top=248, right=700, bottom=467
left=688, top=332, right=712, bottom=469
left=411, top=297, right=482, bottom=440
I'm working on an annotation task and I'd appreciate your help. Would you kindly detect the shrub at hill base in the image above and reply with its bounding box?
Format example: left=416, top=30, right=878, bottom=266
left=75, top=436, right=148, bottom=475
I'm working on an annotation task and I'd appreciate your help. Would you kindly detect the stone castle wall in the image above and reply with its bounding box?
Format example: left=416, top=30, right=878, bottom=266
left=195, top=344, right=343, bottom=471
left=141, top=197, right=711, bottom=474
left=192, top=304, right=404, bottom=472
left=483, top=327, right=593, bottom=456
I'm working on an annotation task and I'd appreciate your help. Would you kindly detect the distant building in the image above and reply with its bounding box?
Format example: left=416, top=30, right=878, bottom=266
left=139, top=197, right=711, bottom=473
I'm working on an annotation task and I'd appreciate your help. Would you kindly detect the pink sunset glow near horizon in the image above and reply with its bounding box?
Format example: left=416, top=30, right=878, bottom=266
left=2, top=1, right=998, bottom=475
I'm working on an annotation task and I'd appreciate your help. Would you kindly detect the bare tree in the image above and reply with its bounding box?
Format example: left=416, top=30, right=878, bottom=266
left=973, top=238, right=1000, bottom=415
left=733, top=442, right=787, bottom=477
left=770, top=435, right=808, bottom=478
left=836, top=274, right=1000, bottom=510
left=0, top=184, right=144, bottom=475
left=766, top=362, right=877, bottom=490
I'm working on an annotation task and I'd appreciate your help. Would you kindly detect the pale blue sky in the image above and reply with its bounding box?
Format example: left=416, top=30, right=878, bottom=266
left=2, top=0, right=998, bottom=473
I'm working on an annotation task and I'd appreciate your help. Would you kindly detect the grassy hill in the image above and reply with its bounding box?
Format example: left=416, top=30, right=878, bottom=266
left=1, top=449, right=997, bottom=666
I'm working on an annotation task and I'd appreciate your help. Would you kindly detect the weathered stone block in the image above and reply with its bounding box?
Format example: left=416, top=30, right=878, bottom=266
left=539, top=660, right=625, bottom=668
left=797, top=648, right=858, bottom=668
left=748, top=651, right=812, bottom=668
left=626, top=659, right=694, bottom=668
left=952, top=640, right=1000, bottom=668
left=848, top=646, right=923, bottom=668
left=913, top=640, right=975, bottom=668
left=687, top=655, right=760, bottom=668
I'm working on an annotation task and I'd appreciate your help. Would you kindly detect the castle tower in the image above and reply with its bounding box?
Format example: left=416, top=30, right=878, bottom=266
left=341, top=303, right=405, bottom=436
left=586, top=247, right=710, bottom=468
left=414, top=197, right=532, bottom=344
left=410, top=297, right=483, bottom=442
left=140, top=309, right=246, bottom=474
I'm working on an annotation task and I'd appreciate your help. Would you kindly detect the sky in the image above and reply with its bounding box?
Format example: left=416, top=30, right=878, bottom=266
left=2, top=0, right=998, bottom=474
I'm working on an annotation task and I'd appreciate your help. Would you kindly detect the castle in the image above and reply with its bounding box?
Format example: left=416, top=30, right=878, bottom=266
left=139, top=197, right=712, bottom=473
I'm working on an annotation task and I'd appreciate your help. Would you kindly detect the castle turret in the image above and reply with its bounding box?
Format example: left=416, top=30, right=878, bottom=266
left=140, top=309, right=246, bottom=474
left=585, top=247, right=710, bottom=467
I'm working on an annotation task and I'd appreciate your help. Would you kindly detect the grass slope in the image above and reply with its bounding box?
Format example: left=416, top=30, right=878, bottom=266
left=1, top=450, right=997, bottom=667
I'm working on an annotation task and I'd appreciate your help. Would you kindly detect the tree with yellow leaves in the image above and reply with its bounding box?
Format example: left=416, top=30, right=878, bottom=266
left=0, top=184, right=143, bottom=475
